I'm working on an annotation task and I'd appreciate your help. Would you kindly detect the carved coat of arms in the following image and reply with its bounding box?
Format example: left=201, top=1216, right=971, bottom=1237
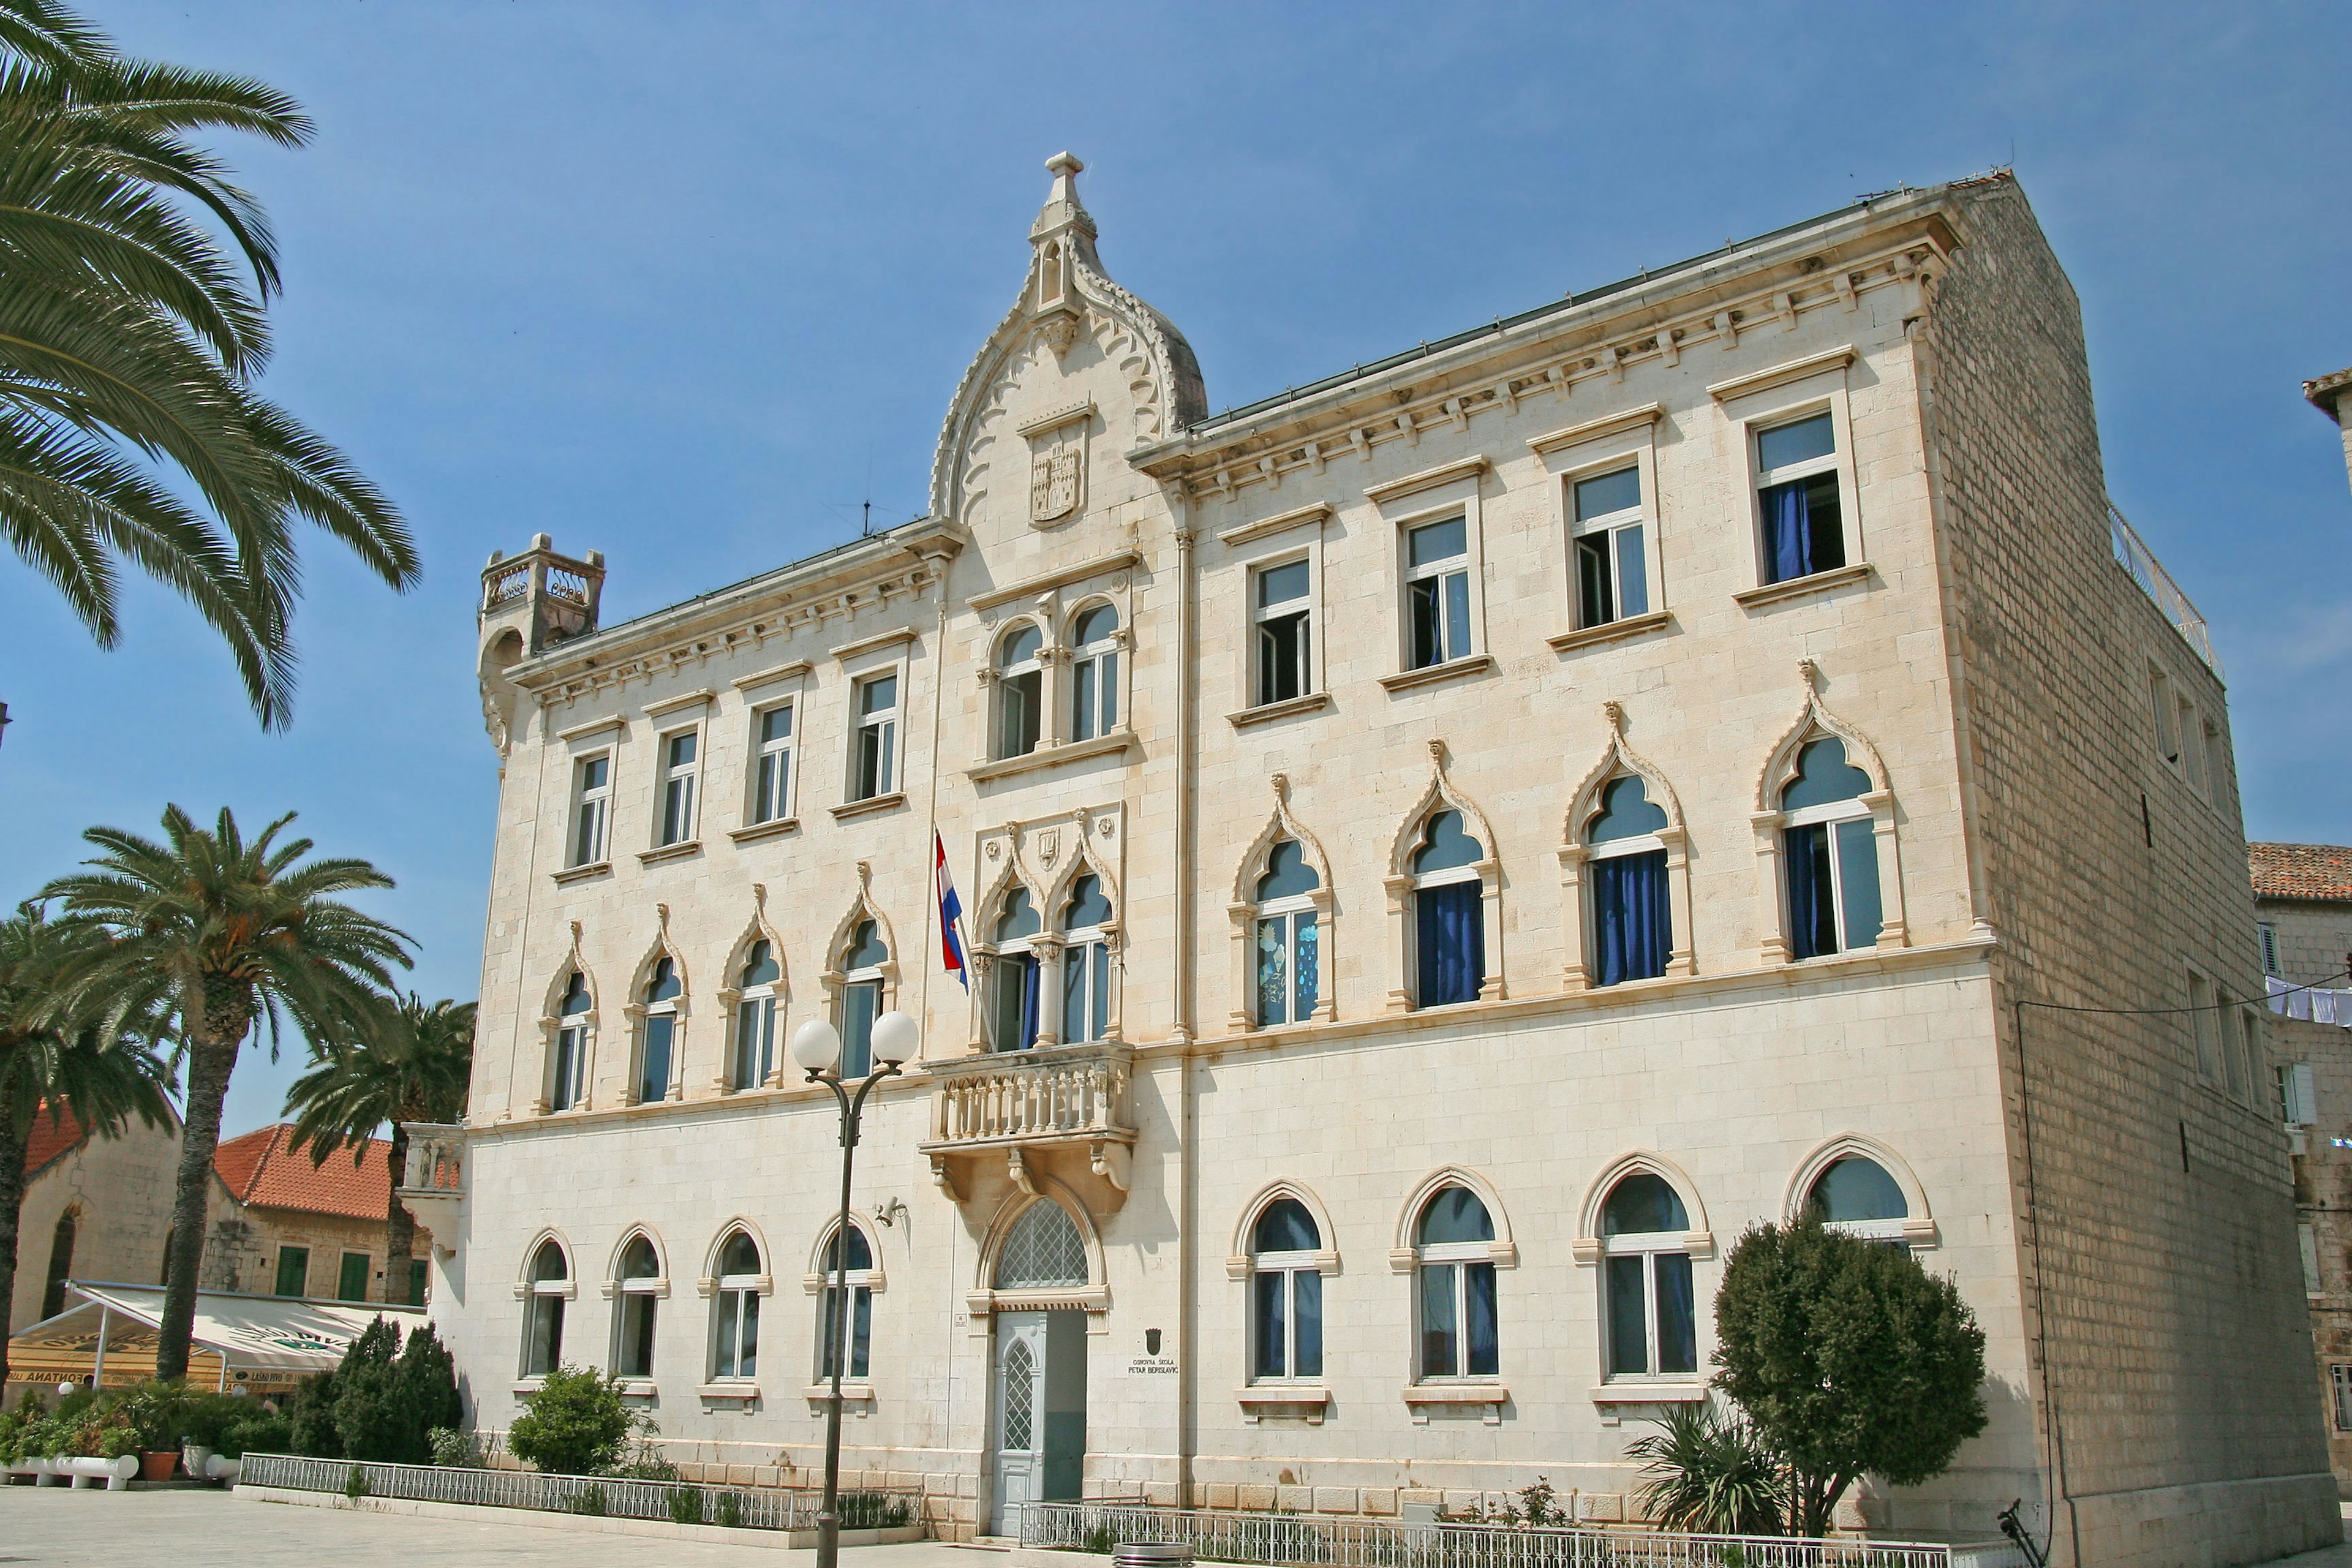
left=1030, top=448, right=1081, bottom=524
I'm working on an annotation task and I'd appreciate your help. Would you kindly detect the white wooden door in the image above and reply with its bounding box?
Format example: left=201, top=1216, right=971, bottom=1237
left=989, top=1312, right=1048, bottom=1536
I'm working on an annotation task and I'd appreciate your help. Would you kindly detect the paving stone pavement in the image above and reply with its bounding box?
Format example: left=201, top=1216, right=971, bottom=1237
left=0, top=1487, right=995, bottom=1566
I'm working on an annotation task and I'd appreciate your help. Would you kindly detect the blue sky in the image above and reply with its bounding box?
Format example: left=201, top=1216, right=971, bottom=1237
left=1, top=1, right=2346, bottom=1137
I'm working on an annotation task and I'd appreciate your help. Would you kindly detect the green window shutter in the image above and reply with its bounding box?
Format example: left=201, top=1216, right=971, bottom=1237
left=337, top=1252, right=371, bottom=1302
left=274, top=1247, right=309, bottom=1297
left=408, top=1259, right=429, bottom=1305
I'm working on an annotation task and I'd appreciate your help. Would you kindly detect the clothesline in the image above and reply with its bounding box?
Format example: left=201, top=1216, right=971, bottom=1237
left=2267, top=974, right=2352, bottom=1025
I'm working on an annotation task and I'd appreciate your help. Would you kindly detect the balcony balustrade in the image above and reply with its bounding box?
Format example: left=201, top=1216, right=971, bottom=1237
left=394, top=1122, right=467, bottom=1249
left=919, top=1042, right=1135, bottom=1206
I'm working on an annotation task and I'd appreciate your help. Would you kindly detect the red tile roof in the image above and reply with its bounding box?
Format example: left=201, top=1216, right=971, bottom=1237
left=213, top=1123, right=393, bottom=1223
left=2250, top=843, right=2352, bottom=903
left=24, top=1102, right=88, bottom=1178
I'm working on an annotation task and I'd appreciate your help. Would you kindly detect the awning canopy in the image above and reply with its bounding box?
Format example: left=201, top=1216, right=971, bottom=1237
left=7, top=1280, right=429, bottom=1391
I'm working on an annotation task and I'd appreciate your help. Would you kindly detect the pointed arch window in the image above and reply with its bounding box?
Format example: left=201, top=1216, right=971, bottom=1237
left=991, top=889, right=1043, bottom=1052
left=817, top=1225, right=876, bottom=1380
left=635, top=957, right=682, bottom=1105
left=1250, top=1199, right=1322, bottom=1381
left=1782, top=738, right=1882, bottom=959
left=710, top=1231, right=762, bottom=1381
left=839, top=921, right=888, bottom=1079
left=1806, top=1155, right=1911, bottom=1249
left=1061, top=873, right=1114, bottom=1044
left=1588, top=777, right=1671, bottom=986
left=612, top=1235, right=661, bottom=1379
left=733, top=941, right=780, bottom=1090
left=1601, top=1174, right=1695, bottom=1379
left=523, top=1239, right=568, bottom=1377
left=1254, top=842, right=1321, bottom=1027
left=1411, top=811, right=1484, bottom=1008
left=1413, top=1186, right=1496, bottom=1380
left=551, top=972, right=591, bottom=1112
left=995, top=1200, right=1088, bottom=1290
left=997, top=624, right=1045, bottom=760
left=1071, top=604, right=1120, bottom=742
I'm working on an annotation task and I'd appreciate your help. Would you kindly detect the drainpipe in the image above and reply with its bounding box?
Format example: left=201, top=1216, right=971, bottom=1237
left=1172, top=499, right=1199, bottom=1508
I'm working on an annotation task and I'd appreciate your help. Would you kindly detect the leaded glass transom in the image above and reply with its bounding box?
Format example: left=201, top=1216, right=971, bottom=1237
left=994, top=1201, right=1088, bottom=1289
left=1002, top=1340, right=1035, bottom=1450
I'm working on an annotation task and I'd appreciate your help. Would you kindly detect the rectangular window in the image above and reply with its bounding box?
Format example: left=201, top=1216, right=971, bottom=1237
left=992, top=952, right=1040, bottom=1051
left=851, top=673, right=899, bottom=801
left=2333, top=1365, right=2352, bottom=1431
left=1414, top=880, right=1485, bottom=1007
left=2282, top=1062, right=2316, bottom=1126
left=2221, top=989, right=2252, bottom=1101
left=1755, top=412, right=1844, bottom=585
left=337, top=1251, right=371, bottom=1302
left=2188, top=970, right=2221, bottom=1085
left=638, top=1013, right=673, bottom=1104
left=2179, top=698, right=2208, bottom=793
left=2150, top=668, right=2180, bottom=765
left=734, top=995, right=775, bottom=1090
left=1063, top=941, right=1111, bottom=1044
left=1572, top=466, right=1649, bottom=628
left=751, top=704, right=794, bottom=824
left=2302, top=1223, right=2323, bottom=1298
left=524, top=1294, right=564, bottom=1376
left=819, top=1284, right=872, bottom=1379
left=274, top=1246, right=309, bottom=1298
left=1607, top=1251, right=1696, bottom=1376
left=657, top=729, right=698, bottom=846
left=2260, top=923, right=2280, bottom=977
left=1592, top=850, right=1673, bottom=985
left=842, top=979, right=881, bottom=1079
left=1404, top=516, right=1472, bottom=669
left=551, top=1024, right=586, bottom=1111
left=1253, top=558, right=1313, bottom=706
left=570, top=755, right=611, bottom=867
left=408, top=1258, right=429, bottom=1306
left=1255, top=910, right=1319, bottom=1027
left=616, top=1292, right=657, bottom=1379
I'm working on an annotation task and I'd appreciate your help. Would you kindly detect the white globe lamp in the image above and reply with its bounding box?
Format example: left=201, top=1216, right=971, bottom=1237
left=870, top=1010, right=921, bottom=1068
left=790, top=1018, right=842, bottom=1074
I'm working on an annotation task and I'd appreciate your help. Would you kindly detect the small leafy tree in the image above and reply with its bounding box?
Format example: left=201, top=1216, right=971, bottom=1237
left=1713, top=1216, right=1988, bottom=1537
left=507, top=1366, right=630, bottom=1476
left=1626, top=1403, right=1787, bottom=1534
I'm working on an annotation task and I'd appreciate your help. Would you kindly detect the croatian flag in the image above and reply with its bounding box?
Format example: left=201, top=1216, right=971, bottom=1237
left=935, top=831, right=968, bottom=990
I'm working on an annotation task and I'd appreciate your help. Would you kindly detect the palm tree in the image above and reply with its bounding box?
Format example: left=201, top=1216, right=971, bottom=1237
left=285, top=993, right=473, bottom=1305
left=0, top=899, right=173, bottom=1384
left=45, top=805, right=412, bottom=1379
left=0, top=0, right=417, bottom=728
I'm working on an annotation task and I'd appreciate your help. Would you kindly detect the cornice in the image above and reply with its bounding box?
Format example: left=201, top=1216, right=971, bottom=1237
left=1363, top=456, right=1488, bottom=505
left=1129, top=202, right=1956, bottom=499
left=967, top=546, right=1142, bottom=612
left=1216, top=502, right=1329, bottom=551
left=1706, top=345, right=1856, bottom=403
left=1528, top=402, right=1663, bottom=456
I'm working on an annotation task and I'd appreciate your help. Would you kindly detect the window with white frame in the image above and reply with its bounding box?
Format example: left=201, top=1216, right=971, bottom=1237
left=710, top=1230, right=761, bottom=1381
left=733, top=940, right=780, bottom=1090
left=570, top=754, right=611, bottom=867
left=2222, top=989, right=2255, bottom=1101
left=750, top=704, right=794, bottom=824
left=551, top=971, right=590, bottom=1112
left=851, top=673, right=899, bottom=801
left=2281, top=1061, right=2316, bottom=1128
left=656, top=729, right=698, bottom=846
left=1781, top=738, right=1883, bottom=959
left=1410, top=810, right=1484, bottom=1008
left=1600, top=1174, right=1695, bottom=1379
left=636, top=957, right=680, bottom=1105
left=816, top=1225, right=875, bottom=1381
left=2179, top=695, right=2209, bottom=794
left=522, top=1239, right=567, bottom=1377
left=2188, top=969, right=2222, bottom=1085
left=1253, top=559, right=1312, bottom=706
left=1754, top=411, right=1845, bottom=585
left=1572, top=466, right=1649, bottom=628
left=1804, top=1155, right=1912, bottom=1250
left=1254, top=842, right=1320, bottom=1028
left=1061, top=873, right=1113, bottom=1044
left=611, top=1234, right=660, bottom=1379
left=838, top=921, right=888, bottom=1078
left=1250, top=1199, right=1322, bottom=1382
left=996, top=624, right=1045, bottom=760
left=1412, top=1186, right=1497, bottom=1381
left=1404, top=516, right=1472, bottom=669
left=1071, top=604, right=1120, bottom=741
left=990, top=889, right=1042, bottom=1051
left=1588, top=777, right=1671, bottom=986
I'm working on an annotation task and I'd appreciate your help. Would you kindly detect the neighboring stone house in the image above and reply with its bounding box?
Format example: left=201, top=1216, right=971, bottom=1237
left=2305, top=368, right=2352, bottom=499
left=10, top=1102, right=180, bottom=1333
left=203, top=1124, right=428, bottom=1306
left=2250, top=842, right=2352, bottom=1493
left=421, top=162, right=2334, bottom=1566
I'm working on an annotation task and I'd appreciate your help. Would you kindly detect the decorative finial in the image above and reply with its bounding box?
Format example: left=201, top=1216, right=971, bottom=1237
left=656, top=902, right=670, bottom=933
left=569, top=919, right=582, bottom=943
left=1798, top=657, right=1820, bottom=692
left=753, top=882, right=767, bottom=909
left=1030, top=150, right=1097, bottom=247
left=1427, top=738, right=1449, bottom=767
left=856, top=859, right=872, bottom=891
left=1271, top=771, right=1290, bottom=804
left=1603, top=700, right=1626, bottom=735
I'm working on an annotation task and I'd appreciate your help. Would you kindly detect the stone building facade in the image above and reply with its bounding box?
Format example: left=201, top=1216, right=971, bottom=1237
left=204, top=1125, right=431, bottom=1306
left=2250, top=842, right=2352, bottom=1492
left=423, top=162, right=2335, bottom=1566
left=10, top=1105, right=180, bottom=1338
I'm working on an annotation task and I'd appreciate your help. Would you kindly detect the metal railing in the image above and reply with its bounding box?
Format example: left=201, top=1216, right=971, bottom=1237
left=1020, top=1502, right=2028, bottom=1568
left=238, top=1453, right=919, bottom=1532
left=927, top=1044, right=1133, bottom=1144
left=2109, top=504, right=2222, bottom=679
left=483, top=560, right=530, bottom=610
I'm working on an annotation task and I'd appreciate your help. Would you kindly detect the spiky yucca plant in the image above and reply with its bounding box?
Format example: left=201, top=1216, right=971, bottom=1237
left=1627, top=1403, right=1789, bottom=1537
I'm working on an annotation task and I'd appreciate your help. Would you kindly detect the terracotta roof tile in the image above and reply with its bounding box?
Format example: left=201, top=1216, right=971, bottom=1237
left=23, top=1102, right=88, bottom=1178
left=213, top=1123, right=393, bottom=1223
left=2250, top=842, right=2352, bottom=903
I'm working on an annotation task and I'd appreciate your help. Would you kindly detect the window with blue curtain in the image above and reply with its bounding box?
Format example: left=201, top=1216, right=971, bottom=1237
left=1409, top=810, right=1484, bottom=1008
left=1586, top=776, right=1671, bottom=986
left=1755, top=412, right=1844, bottom=585
left=992, top=889, right=1042, bottom=1050
left=1781, top=737, right=1882, bottom=959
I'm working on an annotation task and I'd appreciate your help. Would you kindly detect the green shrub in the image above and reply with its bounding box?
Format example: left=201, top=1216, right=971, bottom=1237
left=331, top=1319, right=409, bottom=1464
left=507, top=1367, right=631, bottom=1476
left=0, top=1397, right=43, bottom=1462
left=216, top=1409, right=291, bottom=1459
left=715, top=1491, right=745, bottom=1529
left=572, top=1482, right=608, bottom=1516
left=395, top=1324, right=463, bottom=1450
left=344, top=1462, right=372, bottom=1499
left=668, top=1484, right=706, bottom=1525
left=428, top=1426, right=483, bottom=1468
left=839, top=1490, right=913, bottom=1529
left=1080, top=1521, right=1117, bottom=1555
left=286, top=1370, right=344, bottom=1458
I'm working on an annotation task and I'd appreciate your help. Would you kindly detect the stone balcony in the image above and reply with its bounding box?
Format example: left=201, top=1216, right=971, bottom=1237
left=394, top=1123, right=467, bottom=1252
left=918, top=1042, right=1136, bottom=1210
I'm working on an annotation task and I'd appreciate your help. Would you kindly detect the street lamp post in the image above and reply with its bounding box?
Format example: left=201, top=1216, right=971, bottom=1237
left=791, top=1009, right=919, bottom=1568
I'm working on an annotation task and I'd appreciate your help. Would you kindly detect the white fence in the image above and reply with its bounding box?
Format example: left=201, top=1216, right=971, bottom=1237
left=1019, top=1501, right=2029, bottom=1568
left=238, top=1453, right=918, bottom=1531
